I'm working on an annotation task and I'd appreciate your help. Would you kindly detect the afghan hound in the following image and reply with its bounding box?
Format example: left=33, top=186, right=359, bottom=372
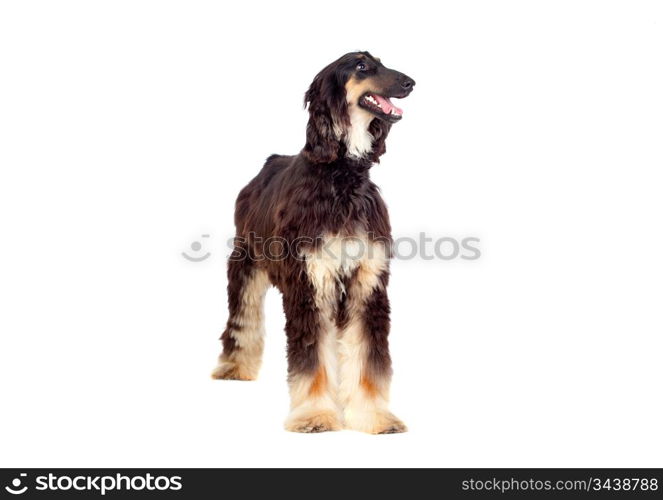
left=212, top=51, right=415, bottom=434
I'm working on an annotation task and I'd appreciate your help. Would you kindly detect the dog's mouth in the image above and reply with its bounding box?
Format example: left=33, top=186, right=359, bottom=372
left=359, top=93, right=405, bottom=123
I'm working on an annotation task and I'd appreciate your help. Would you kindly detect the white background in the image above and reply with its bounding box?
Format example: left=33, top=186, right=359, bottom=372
left=1, top=0, right=661, bottom=467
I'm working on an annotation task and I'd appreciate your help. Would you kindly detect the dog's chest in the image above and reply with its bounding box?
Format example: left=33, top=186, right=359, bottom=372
left=302, top=233, right=389, bottom=302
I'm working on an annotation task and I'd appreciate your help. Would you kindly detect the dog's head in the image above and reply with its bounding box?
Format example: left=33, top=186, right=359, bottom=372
left=303, top=51, right=415, bottom=164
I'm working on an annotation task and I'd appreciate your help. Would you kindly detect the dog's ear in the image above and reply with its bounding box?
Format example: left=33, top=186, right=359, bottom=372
left=303, top=65, right=349, bottom=164
left=368, top=119, right=392, bottom=163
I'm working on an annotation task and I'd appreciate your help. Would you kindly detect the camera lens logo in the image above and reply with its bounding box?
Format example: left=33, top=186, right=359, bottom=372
left=182, top=234, right=211, bottom=262
left=5, top=473, right=28, bottom=495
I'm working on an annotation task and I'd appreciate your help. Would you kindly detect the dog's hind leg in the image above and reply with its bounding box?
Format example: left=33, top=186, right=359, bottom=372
left=212, top=250, right=271, bottom=381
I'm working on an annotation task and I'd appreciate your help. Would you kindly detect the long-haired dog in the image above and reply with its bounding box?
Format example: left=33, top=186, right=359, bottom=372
left=212, top=51, right=415, bottom=433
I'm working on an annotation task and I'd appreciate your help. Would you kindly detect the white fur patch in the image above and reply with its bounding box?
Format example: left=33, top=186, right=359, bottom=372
left=342, top=76, right=377, bottom=160
left=303, top=233, right=388, bottom=303
left=344, top=106, right=374, bottom=159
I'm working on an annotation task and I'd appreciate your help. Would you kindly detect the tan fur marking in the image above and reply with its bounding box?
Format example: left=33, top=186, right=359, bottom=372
left=360, top=373, right=379, bottom=398
left=309, top=366, right=328, bottom=396
left=344, top=76, right=375, bottom=106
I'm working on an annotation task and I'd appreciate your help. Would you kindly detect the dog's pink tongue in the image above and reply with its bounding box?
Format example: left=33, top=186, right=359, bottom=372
left=373, top=94, right=403, bottom=116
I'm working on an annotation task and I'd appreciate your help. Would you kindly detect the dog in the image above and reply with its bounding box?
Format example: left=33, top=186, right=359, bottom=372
left=212, top=51, right=415, bottom=434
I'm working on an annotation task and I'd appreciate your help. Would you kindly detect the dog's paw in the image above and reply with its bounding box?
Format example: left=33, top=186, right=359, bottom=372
left=210, top=361, right=256, bottom=381
left=345, top=410, right=408, bottom=434
left=284, top=409, right=342, bottom=433
left=376, top=414, right=408, bottom=434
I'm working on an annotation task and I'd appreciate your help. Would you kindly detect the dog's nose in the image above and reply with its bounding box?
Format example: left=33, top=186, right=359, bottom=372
left=400, top=76, right=415, bottom=90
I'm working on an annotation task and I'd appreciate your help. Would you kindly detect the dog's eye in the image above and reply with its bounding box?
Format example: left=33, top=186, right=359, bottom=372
left=356, top=62, right=366, bottom=71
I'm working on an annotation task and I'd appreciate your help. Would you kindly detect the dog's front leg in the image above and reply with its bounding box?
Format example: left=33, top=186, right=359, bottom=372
left=338, top=267, right=407, bottom=434
left=282, top=264, right=342, bottom=433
